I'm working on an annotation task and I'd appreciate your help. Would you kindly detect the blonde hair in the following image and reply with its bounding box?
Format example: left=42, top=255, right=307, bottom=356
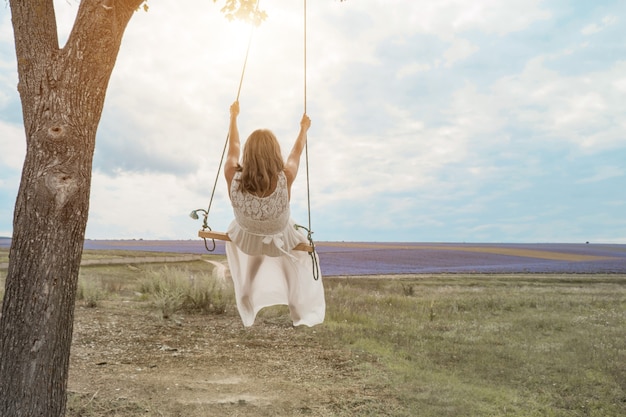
left=237, top=129, right=284, bottom=194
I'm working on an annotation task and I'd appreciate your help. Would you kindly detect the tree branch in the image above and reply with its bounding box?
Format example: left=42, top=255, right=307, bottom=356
left=9, top=0, right=59, bottom=52
left=9, top=0, right=59, bottom=88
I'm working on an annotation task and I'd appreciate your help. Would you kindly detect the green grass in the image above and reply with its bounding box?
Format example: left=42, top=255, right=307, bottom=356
left=0, top=247, right=8, bottom=264
left=320, top=275, right=626, bottom=416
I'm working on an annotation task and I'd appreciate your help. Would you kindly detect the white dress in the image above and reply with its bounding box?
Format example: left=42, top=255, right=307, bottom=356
left=225, top=171, right=325, bottom=327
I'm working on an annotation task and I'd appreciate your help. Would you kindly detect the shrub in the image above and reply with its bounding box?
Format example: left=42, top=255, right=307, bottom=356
left=401, top=283, right=415, bottom=296
left=139, top=266, right=232, bottom=318
left=76, top=276, right=107, bottom=308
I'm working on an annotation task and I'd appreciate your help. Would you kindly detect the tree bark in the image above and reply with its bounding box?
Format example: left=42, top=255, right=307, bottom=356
left=0, top=1, right=143, bottom=415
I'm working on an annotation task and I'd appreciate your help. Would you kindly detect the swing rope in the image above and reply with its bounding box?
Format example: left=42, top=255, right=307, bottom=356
left=194, top=0, right=320, bottom=280
left=294, top=0, right=320, bottom=280
left=197, top=2, right=259, bottom=252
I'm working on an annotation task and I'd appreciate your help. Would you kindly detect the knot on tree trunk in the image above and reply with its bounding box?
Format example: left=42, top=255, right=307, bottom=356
left=47, top=125, right=66, bottom=139
left=45, top=172, right=79, bottom=210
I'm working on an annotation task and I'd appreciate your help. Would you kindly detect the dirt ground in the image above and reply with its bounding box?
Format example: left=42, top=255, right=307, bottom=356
left=68, top=298, right=393, bottom=417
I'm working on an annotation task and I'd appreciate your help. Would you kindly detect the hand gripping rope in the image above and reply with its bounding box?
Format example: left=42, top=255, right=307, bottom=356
left=294, top=0, right=320, bottom=280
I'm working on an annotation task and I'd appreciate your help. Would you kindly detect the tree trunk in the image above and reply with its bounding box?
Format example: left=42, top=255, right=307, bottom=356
left=0, top=1, right=143, bottom=415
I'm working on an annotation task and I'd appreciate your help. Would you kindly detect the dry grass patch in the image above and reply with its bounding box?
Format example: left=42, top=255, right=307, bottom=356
left=3, top=251, right=625, bottom=416
left=322, top=274, right=626, bottom=416
left=138, top=265, right=231, bottom=317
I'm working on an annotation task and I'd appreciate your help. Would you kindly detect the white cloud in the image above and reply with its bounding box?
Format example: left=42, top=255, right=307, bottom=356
left=0, top=48, right=17, bottom=109
left=613, top=75, right=626, bottom=93
left=50, top=0, right=79, bottom=45
left=581, top=15, right=618, bottom=35
left=309, top=0, right=550, bottom=72
left=0, top=10, right=15, bottom=46
left=443, top=37, right=479, bottom=67
left=490, top=57, right=626, bottom=150
left=576, top=166, right=624, bottom=184
left=410, top=0, right=551, bottom=37
left=396, top=62, right=431, bottom=79
left=0, top=121, right=25, bottom=170
left=87, top=169, right=224, bottom=239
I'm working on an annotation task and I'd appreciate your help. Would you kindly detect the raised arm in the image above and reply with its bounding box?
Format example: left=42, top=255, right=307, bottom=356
left=224, top=101, right=241, bottom=195
left=284, top=113, right=311, bottom=193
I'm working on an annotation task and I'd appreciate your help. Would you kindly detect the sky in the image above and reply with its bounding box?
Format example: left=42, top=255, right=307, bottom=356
left=1, top=0, right=625, bottom=243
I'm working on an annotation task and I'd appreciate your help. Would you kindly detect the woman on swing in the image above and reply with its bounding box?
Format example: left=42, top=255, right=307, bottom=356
left=224, top=100, right=325, bottom=327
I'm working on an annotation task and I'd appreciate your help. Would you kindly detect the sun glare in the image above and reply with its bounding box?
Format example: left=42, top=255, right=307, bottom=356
left=221, top=19, right=257, bottom=58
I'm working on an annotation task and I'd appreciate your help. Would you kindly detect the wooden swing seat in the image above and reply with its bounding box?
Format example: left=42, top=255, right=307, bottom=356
left=198, top=230, right=314, bottom=252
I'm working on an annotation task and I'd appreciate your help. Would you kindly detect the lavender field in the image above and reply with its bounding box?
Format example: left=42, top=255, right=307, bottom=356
left=74, top=239, right=626, bottom=275
left=3, top=238, right=625, bottom=275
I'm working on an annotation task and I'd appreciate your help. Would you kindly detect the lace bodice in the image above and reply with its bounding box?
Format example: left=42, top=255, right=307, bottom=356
left=230, top=171, right=290, bottom=235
